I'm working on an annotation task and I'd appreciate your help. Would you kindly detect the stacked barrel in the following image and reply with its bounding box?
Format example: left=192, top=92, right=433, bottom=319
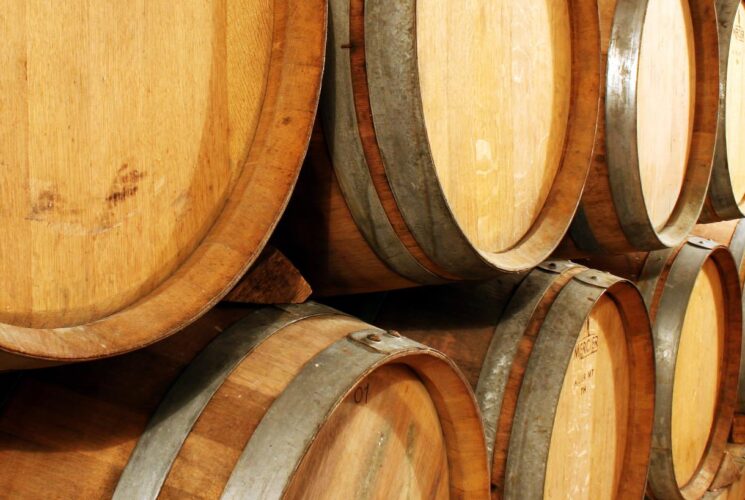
left=1, top=0, right=745, bottom=499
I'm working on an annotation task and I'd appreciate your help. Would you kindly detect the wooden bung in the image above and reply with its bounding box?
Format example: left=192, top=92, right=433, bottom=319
left=350, top=263, right=655, bottom=499
left=701, top=0, right=745, bottom=221
left=560, top=0, right=719, bottom=255
left=579, top=239, right=742, bottom=498
left=0, top=0, right=325, bottom=369
left=0, top=303, right=489, bottom=499
left=278, top=0, right=602, bottom=295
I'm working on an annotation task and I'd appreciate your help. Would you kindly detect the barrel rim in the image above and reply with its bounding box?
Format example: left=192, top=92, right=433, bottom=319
left=729, top=219, right=745, bottom=271
left=327, top=0, right=601, bottom=279
left=478, top=263, right=654, bottom=498
left=705, top=0, right=745, bottom=220
left=115, top=302, right=490, bottom=499
left=605, top=0, right=718, bottom=248
left=320, top=0, right=443, bottom=285
left=644, top=241, right=742, bottom=498
left=0, top=0, right=327, bottom=365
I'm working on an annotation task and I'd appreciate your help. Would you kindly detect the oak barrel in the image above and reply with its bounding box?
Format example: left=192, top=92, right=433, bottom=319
left=0, top=303, right=489, bottom=499
left=694, top=219, right=745, bottom=444
left=701, top=0, right=745, bottom=221
left=346, top=263, right=656, bottom=499
left=0, top=1, right=325, bottom=369
left=564, top=0, right=719, bottom=254
left=581, top=239, right=742, bottom=498
left=279, top=0, right=603, bottom=295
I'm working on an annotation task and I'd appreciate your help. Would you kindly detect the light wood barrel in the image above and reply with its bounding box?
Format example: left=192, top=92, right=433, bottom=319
left=701, top=1, right=745, bottom=221
left=279, top=0, right=602, bottom=295
left=350, top=263, right=655, bottom=499
left=694, top=220, right=745, bottom=444
left=582, top=239, right=742, bottom=498
left=565, top=0, right=718, bottom=254
left=0, top=1, right=325, bottom=369
left=0, top=303, right=489, bottom=499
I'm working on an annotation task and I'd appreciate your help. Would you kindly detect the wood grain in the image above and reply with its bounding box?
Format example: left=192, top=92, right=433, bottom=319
left=0, top=0, right=270, bottom=328
left=224, top=247, right=312, bottom=304
left=579, top=242, right=742, bottom=498
left=0, top=306, right=490, bottom=498
left=280, top=0, right=600, bottom=293
left=672, top=259, right=727, bottom=486
left=276, top=126, right=419, bottom=296
left=417, top=1, right=571, bottom=253
left=158, top=314, right=364, bottom=499
left=0, top=0, right=326, bottom=367
left=637, top=0, right=695, bottom=230
left=545, top=296, right=630, bottom=499
left=566, top=0, right=718, bottom=254
left=364, top=267, right=655, bottom=499
left=0, top=304, right=250, bottom=498
left=727, top=3, right=745, bottom=204
left=287, top=365, right=450, bottom=499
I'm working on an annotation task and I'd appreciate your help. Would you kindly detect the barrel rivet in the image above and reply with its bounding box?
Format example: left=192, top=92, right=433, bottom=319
left=548, top=263, right=557, bottom=269
left=387, top=330, right=401, bottom=338
left=367, top=333, right=382, bottom=342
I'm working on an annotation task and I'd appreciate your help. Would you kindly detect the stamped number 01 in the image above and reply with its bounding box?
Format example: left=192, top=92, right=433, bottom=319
left=353, top=383, right=370, bottom=404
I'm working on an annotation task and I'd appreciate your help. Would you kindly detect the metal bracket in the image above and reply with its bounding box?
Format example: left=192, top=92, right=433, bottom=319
left=574, top=270, right=619, bottom=289
left=688, top=237, right=718, bottom=250
left=347, top=328, right=417, bottom=354
left=538, top=260, right=577, bottom=274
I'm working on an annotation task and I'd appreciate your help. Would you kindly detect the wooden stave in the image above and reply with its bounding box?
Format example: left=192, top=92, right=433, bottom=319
left=701, top=0, right=745, bottom=222
left=0, top=0, right=327, bottom=369
left=569, top=0, right=719, bottom=254
left=0, top=303, right=490, bottom=499
left=693, top=220, right=745, bottom=448
left=312, top=0, right=601, bottom=287
left=366, top=263, right=655, bottom=499
left=582, top=240, right=742, bottom=498
left=274, top=125, right=421, bottom=296
left=319, top=0, right=443, bottom=286
left=647, top=242, right=741, bottom=499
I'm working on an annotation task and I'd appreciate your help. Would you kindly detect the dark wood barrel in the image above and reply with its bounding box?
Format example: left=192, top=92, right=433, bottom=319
left=563, top=0, right=718, bottom=254
left=701, top=1, right=745, bottom=221
left=580, top=239, right=742, bottom=498
left=0, top=303, right=489, bottom=498
left=348, top=263, right=655, bottom=499
left=0, top=1, right=325, bottom=369
left=278, top=0, right=603, bottom=295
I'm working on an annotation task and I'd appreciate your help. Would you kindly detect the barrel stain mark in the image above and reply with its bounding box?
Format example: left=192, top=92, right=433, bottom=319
left=30, top=190, right=61, bottom=216
left=26, top=190, right=84, bottom=222
left=403, top=422, right=417, bottom=497
left=106, top=163, right=146, bottom=206
left=25, top=187, right=91, bottom=227
left=405, top=422, right=416, bottom=463
left=356, top=427, right=391, bottom=500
